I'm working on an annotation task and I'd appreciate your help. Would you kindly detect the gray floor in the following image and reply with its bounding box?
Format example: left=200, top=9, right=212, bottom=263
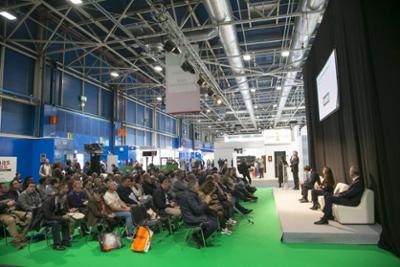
left=252, top=178, right=294, bottom=188
left=272, top=188, right=382, bottom=244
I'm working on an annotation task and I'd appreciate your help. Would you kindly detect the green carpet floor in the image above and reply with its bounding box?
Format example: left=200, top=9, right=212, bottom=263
left=0, top=188, right=399, bottom=267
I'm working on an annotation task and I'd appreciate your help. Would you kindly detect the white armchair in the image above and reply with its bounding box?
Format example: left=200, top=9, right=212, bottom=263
left=333, top=189, right=375, bottom=224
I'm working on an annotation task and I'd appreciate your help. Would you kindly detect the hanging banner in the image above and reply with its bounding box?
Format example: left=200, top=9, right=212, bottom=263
left=165, top=45, right=200, bottom=114
left=0, top=157, right=17, bottom=183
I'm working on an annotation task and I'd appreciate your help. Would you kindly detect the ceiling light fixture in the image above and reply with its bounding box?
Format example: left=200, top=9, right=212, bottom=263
left=206, top=109, right=210, bottom=113
left=69, top=0, right=83, bottom=5
left=198, top=119, right=201, bottom=123
left=0, top=11, right=17, bottom=20
left=281, top=50, right=290, bottom=57
left=273, top=104, right=277, bottom=108
left=276, top=86, right=282, bottom=90
left=197, top=77, right=207, bottom=87
left=208, top=125, right=211, bottom=128
left=216, top=98, right=222, bottom=105
left=243, top=54, right=251, bottom=61
left=153, top=65, right=163, bottom=72
left=254, top=105, right=258, bottom=109
left=110, top=71, right=119, bottom=77
left=181, top=61, right=195, bottom=74
left=250, top=88, right=256, bottom=93
left=156, top=96, right=162, bottom=101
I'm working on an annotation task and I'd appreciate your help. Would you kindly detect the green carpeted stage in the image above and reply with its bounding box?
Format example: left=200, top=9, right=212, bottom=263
left=0, top=189, right=398, bottom=267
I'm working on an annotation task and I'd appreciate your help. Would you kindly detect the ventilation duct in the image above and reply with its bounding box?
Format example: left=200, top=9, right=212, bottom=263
left=203, top=0, right=257, bottom=128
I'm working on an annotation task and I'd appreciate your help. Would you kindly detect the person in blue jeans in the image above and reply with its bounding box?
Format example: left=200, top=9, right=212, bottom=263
left=103, top=180, right=134, bottom=239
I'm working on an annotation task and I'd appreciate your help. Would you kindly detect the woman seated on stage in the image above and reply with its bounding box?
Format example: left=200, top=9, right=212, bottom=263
left=310, top=166, right=336, bottom=210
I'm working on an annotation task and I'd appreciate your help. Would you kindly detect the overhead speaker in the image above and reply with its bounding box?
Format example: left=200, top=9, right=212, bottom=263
left=164, top=40, right=180, bottom=54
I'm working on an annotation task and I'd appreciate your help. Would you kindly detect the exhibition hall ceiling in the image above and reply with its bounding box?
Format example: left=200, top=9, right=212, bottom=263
left=0, top=0, right=326, bottom=134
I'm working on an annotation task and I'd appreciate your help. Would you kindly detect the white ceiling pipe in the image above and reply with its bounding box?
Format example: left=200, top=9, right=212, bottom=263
left=274, top=0, right=326, bottom=126
left=203, top=0, right=257, bottom=128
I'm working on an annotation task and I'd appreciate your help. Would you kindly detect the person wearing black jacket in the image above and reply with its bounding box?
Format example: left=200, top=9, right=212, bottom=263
left=213, top=173, right=252, bottom=215
left=290, top=151, right=300, bottom=190
left=116, top=176, right=138, bottom=207
left=315, top=166, right=364, bottom=225
left=299, top=166, right=321, bottom=203
left=42, top=184, right=71, bottom=250
left=153, top=175, right=181, bottom=216
left=179, top=177, right=218, bottom=248
left=142, top=173, right=157, bottom=196
left=310, top=167, right=335, bottom=209
left=238, top=160, right=251, bottom=184
left=6, top=179, right=21, bottom=202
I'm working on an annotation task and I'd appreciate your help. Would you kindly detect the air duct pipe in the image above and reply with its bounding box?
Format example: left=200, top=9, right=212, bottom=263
left=203, top=0, right=257, bottom=129
left=274, top=0, right=326, bottom=126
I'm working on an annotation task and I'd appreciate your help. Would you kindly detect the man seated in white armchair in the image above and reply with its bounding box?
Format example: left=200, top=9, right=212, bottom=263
left=314, top=166, right=364, bottom=225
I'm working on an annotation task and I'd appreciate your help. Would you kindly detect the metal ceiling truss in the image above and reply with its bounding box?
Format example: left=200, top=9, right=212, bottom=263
left=0, top=0, right=326, bottom=133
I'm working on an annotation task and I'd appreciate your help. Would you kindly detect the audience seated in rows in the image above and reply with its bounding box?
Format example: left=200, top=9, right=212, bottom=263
left=1, top=158, right=259, bottom=250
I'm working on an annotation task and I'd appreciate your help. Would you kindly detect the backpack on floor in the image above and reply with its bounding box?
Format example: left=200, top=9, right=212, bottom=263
left=99, top=232, right=123, bottom=252
left=130, top=226, right=153, bottom=253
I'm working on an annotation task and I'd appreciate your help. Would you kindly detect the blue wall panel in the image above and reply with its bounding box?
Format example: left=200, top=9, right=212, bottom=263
left=1, top=100, right=35, bottom=136
left=145, top=107, right=152, bottom=128
left=126, top=128, right=136, bottom=146
left=62, top=73, right=81, bottom=110
left=42, top=105, right=111, bottom=161
left=0, top=137, right=31, bottom=180
left=136, top=130, right=145, bottom=146
left=126, top=100, right=136, bottom=124
left=43, top=65, right=52, bottom=104
left=3, top=49, right=34, bottom=96
left=84, top=82, right=99, bottom=115
left=0, top=137, right=54, bottom=181
left=146, top=131, right=152, bottom=146
left=137, top=104, right=145, bottom=126
left=101, top=89, right=113, bottom=119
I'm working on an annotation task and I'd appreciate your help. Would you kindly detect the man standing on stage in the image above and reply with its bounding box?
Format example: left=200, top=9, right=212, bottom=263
left=290, top=151, right=300, bottom=190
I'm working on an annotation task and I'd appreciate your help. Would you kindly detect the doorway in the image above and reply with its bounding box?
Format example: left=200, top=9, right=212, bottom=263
left=274, top=151, right=286, bottom=178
